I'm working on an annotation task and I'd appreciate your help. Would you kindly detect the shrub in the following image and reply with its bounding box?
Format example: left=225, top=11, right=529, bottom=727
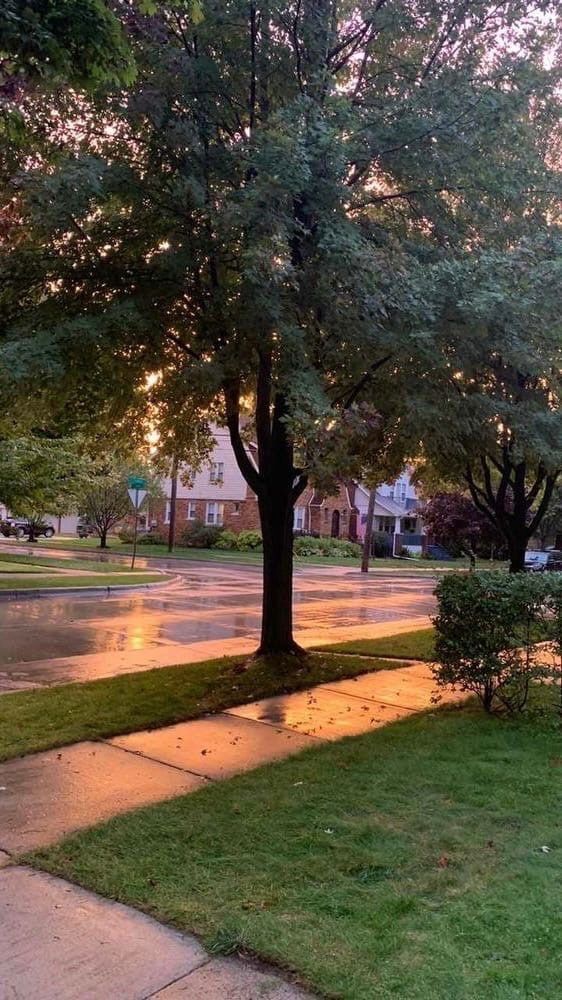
left=371, top=531, right=393, bottom=557
left=433, top=572, right=550, bottom=714
left=235, top=530, right=263, bottom=550
left=179, top=519, right=223, bottom=548
left=137, top=530, right=168, bottom=545
left=213, top=529, right=239, bottom=550
left=293, top=535, right=361, bottom=559
left=118, top=527, right=135, bottom=543
left=293, top=535, right=324, bottom=557
left=540, top=575, right=562, bottom=712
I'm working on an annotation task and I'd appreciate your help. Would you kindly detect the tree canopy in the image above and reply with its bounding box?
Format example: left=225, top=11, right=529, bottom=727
left=0, top=0, right=134, bottom=89
left=0, top=436, right=92, bottom=519
left=415, top=241, right=562, bottom=570
left=1, top=0, right=561, bottom=646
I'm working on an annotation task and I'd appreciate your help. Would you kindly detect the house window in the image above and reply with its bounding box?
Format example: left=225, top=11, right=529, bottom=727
left=206, top=501, right=224, bottom=526
left=394, top=479, right=407, bottom=502
left=294, top=507, right=305, bottom=531
left=324, top=506, right=329, bottom=522
left=164, top=501, right=171, bottom=524
left=233, top=502, right=241, bottom=515
left=187, top=501, right=197, bottom=520
left=209, top=462, right=224, bottom=484
left=378, top=517, right=395, bottom=534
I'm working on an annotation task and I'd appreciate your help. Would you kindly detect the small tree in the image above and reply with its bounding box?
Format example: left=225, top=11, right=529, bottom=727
left=423, top=492, right=504, bottom=561
left=0, top=436, right=91, bottom=538
left=78, top=461, right=160, bottom=548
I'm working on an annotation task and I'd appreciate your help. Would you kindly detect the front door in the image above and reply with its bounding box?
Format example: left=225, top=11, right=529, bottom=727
left=331, top=509, right=340, bottom=538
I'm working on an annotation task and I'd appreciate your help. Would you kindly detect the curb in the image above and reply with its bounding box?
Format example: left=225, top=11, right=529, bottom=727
left=0, top=574, right=182, bottom=602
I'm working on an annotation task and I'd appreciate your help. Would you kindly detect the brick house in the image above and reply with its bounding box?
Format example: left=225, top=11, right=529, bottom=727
left=151, top=429, right=424, bottom=547
left=151, top=428, right=261, bottom=535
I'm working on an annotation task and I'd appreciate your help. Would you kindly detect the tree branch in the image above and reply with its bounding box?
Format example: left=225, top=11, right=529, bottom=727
left=332, top=354, right=392, bottom=408
left=223, top=379, right=262, bottom=493
left=528, top=472, right=559, bottom=536
left=166, top=331, right=201, bottom=361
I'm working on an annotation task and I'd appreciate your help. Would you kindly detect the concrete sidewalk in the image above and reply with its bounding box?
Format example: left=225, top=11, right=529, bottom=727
left=0, top=865, right=311, bottom=999
left=0, top=660, right=462, bottom=999
left=0, top=661, right=460, bottom=854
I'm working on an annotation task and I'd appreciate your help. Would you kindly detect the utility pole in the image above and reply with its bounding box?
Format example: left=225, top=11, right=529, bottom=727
left=361, top=488, right=377, bottom=574
left=168, top=456, right=178, bottom=553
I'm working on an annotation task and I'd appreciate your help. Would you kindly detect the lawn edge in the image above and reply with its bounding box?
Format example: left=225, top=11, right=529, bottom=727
left=0, top=650, right=412, bottom=763
left=0, top=572, right=180, bottom=600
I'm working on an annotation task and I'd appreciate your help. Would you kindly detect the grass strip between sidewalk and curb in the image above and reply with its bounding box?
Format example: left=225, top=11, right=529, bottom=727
left=0, top=560, right=46, bottom=574
left=0, top=552, right=151, bottom=573
left=314, top=626, right=436, bottom=661
left=29, top=704, right=562, bottom=1000
left=0, top=573, right=165, bottom=591
left=0, top=651, right=409, bottom=762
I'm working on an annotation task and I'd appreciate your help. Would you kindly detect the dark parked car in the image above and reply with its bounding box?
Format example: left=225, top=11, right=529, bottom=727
left=76, top=519, right=96, bottom=538
left=0, top=518, right=55, bottom=539
left=524, top=550, right=562, bottom=572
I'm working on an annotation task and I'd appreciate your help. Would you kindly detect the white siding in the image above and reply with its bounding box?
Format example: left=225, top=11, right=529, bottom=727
left=161, top=429, right=252, bottom=501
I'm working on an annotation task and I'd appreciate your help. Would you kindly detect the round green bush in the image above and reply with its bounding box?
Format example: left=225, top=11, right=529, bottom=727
left=214, top=530, right=239, bottom=550
left=235, top=530, right=263, bottom=550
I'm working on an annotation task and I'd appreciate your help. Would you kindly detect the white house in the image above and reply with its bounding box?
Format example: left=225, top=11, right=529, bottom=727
left=353, top=469, right=425, bottom=552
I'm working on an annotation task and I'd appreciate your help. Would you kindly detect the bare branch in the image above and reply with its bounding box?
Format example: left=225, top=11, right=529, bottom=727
left=223, top=379, right=262, bottom=493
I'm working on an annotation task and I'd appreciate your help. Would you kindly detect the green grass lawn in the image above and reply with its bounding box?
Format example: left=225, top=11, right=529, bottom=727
left=30, top=704, right=562, bottom=1000
left=35, top=536, right=490, bottom=572
left=0, top=572, right=164, bottom=590
left=315, top=626, right=437, bottom=661
left=0, top=651, right=406, bottom=762
left=0, top=551, right=148, bottom=573
left=37, top=536, right=352, bottom=567
left=0, top=559, right=47, bottom=574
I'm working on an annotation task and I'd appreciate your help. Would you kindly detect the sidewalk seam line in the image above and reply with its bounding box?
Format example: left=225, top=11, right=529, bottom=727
left=218, top=710, right=327, bottom=741
left=99, top=740, right=214, bottom=782
left=141, top=957, right=213, bottom=999
left=318, top=685, right=429, bottom=713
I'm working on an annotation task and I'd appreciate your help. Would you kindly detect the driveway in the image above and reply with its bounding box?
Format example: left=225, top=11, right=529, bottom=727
left=0, top=551, right=436, bottom=691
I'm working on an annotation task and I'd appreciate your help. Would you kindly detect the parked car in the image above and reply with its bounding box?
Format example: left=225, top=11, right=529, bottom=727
left=524, top=550, right=562, bottom=572
left=76, top=519, right=96, bottom=539
left=0, top=518, right=55, bottom=539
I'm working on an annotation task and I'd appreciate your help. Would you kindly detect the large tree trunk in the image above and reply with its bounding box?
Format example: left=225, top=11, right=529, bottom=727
left=507, top=532, right=526, bottom=573
left=361, top=488, right=377, bottom=573
left=257, top=490, right=300, bottom=655
left=225, top=379, right=306, bottom=657
left=99, top=529, right=108, bottom=549
left=255, top=393, right=305, bottom=656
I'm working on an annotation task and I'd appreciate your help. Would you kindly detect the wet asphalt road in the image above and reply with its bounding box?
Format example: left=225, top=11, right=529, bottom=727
left=0, top=545, right=436, bottom=688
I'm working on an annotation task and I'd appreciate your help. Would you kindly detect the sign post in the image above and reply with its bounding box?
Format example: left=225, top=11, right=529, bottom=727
left=127, top=476, right=148, bottom=570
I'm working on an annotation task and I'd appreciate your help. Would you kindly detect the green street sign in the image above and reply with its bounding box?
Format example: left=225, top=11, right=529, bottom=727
left=128, top=475, right=147, bottom=490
